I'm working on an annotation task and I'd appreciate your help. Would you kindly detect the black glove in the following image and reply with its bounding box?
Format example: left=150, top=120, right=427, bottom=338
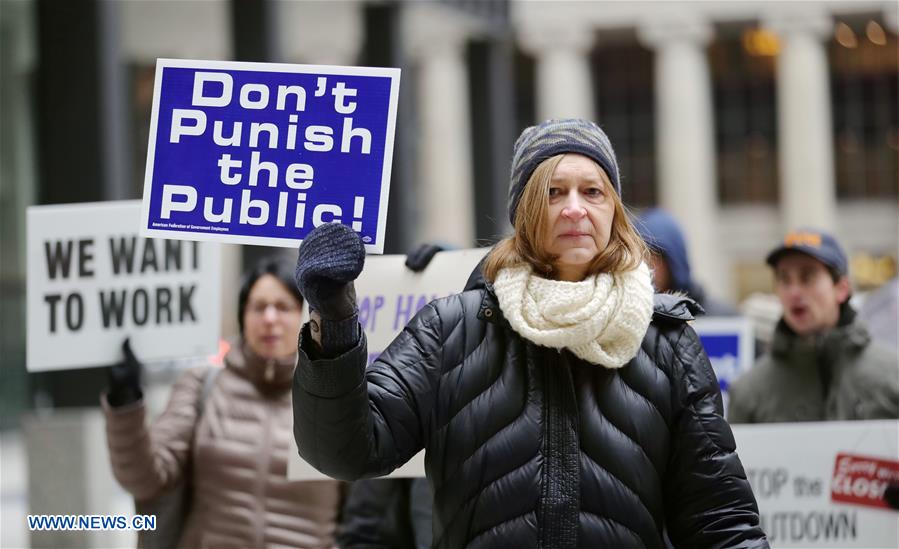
left=405, top=243, right=444, bottom=272
left=295, top=223, right=366, bottom=321
left=885, top=481, right=899, bottom=510
left=106, top=338, right=143, bottom=407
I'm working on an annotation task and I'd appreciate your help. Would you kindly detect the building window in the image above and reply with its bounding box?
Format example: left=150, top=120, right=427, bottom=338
left=830, top=15, right=899, bottom=200
left=513, top=48, right=536, bottom=135
left=591, top=34, right=656, bottom=207
left=709, top=23, right=779, bottom=204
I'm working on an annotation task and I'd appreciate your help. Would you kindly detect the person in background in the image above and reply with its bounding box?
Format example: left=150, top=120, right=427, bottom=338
left=292, top=118, right=768, bottom=548
left=636, top=207, right=737, bottom=316
left=728, top=229, right=899, bottom=423
left=102, top=257, right=344, bottom=549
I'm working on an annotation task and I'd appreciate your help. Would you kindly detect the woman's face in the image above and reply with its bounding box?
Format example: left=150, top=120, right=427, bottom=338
left=542, top=154, right=615, bottom=281
left=243, top=274, right=303, bottom=361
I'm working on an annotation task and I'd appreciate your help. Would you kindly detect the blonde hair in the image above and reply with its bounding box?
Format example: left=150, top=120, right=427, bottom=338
left=483, top=154, right=647, bottom=282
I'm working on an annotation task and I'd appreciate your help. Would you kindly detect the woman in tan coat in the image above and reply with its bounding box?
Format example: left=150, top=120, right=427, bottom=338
left=102, top=257, right=343, bottom=549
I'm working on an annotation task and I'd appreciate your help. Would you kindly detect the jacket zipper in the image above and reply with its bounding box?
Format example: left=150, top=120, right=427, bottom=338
left=539, top=348, right=579, bottom=549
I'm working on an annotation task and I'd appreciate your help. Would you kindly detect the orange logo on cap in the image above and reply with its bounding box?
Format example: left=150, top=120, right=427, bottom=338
left=784, top=232, right=822, bottom=248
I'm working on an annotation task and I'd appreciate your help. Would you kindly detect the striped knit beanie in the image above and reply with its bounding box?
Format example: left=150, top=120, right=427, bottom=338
left=508, top=119, right=620, bottom=225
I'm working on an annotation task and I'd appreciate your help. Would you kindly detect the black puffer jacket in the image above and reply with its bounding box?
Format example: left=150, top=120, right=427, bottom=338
left=293, top=278, right=768, bottom=549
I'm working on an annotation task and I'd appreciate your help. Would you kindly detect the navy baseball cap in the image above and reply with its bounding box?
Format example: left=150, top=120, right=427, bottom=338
left=765, top=228, right=849, bottom=276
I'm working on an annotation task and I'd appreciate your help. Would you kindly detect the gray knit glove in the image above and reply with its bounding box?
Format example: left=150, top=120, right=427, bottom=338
left=295, top=223, right=366, bottom=321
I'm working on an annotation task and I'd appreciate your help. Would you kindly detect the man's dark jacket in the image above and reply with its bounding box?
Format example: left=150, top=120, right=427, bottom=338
left=293, top=276, right=768, bottom=549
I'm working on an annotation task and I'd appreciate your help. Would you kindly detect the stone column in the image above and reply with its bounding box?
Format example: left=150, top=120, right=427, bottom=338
left=885, top=2, right=899, bottom=35
left=639, top=18, right=729, bottom=298
left=764, top=9, right=836, bottom=231
left=519, top=24, right=596, bottom=121
left=274, top=0, right=363, bottom=65
left=121, top=0, right=232, bottom=62
left=404, top=4, right=478, bottom=247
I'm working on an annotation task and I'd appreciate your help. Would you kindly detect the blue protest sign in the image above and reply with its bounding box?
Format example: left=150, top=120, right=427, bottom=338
left=693, top=316, right=755, bottom=414
left=140, top=59, right=400, bottom=253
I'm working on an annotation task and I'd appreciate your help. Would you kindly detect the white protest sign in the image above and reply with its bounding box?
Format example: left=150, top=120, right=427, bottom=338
left=288, top=247, right=488, bottom=480
left=733, top=420, right=899, bottom=548
left=354, top=248, right=489, bottom=362
left=141, top=59, right=401, bottom=253
left=27, top=201, right=221, bottom=372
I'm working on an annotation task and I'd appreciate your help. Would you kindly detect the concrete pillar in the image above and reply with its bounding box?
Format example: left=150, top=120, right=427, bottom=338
left=97, top=0, right=131, bottom=201
left=519, top=24, right=595, bottom=121
left=25, top=411, right=135, bottom=548
left=274, top=0, right=363, bottom=65
left=404, top=4, right=477, bottom=247
left=884, top=2, right=898, bottom=43
left=764, top=9, right=836, bottom=231
left=638, top=18, right=729, bottom=298
left=120, top=0, right=232, bottom=62
left=219, top=244, right=241, bottom=339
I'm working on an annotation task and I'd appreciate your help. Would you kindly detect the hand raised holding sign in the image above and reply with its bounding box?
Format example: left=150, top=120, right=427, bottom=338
left=106, top=338, right=144, bottom=407
left=295, top=223, right=366, bottom=322
left=404, top=243, right=445, bottom=273
left=295, top=223, right=366, bottom=358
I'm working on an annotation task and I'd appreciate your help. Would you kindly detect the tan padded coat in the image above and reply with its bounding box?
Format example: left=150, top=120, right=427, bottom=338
left=103, top=340, right=343, bottom=549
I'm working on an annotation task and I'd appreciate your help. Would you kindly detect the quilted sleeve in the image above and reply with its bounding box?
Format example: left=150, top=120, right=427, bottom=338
left=661, top=323, right=770, bottom=548
left=102, top=367, right=207, bottom=500
left=293, top=299, right=453, bottom=481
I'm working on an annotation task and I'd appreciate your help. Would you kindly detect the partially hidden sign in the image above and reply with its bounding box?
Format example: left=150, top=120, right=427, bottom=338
left=831, top=453, right=899, bottom=511
left=288, top=248, right=488, bottom=480
left=735, top=420, right=898, bottom=548
left=692, top=316, right=755, bottom=417
left=354, top=248, right=489, bottom=364
left=140, top=59, right=401, bottom=253
left=27, top=201, right=221, bottom=372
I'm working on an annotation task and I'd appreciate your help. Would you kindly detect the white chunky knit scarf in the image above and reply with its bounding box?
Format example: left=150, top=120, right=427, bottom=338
left=492, top=262, right=654, bottom=368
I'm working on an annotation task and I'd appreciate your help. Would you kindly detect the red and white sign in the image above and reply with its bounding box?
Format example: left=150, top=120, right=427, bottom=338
left=832, top=453, right=899, bottom=510
left=734, top=420, right=898, bottom=548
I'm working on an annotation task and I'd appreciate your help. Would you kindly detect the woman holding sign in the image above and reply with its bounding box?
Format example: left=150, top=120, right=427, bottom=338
left=102, top=258, right=343, bottom=549
left=292, top=119, right=769, bottom=548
